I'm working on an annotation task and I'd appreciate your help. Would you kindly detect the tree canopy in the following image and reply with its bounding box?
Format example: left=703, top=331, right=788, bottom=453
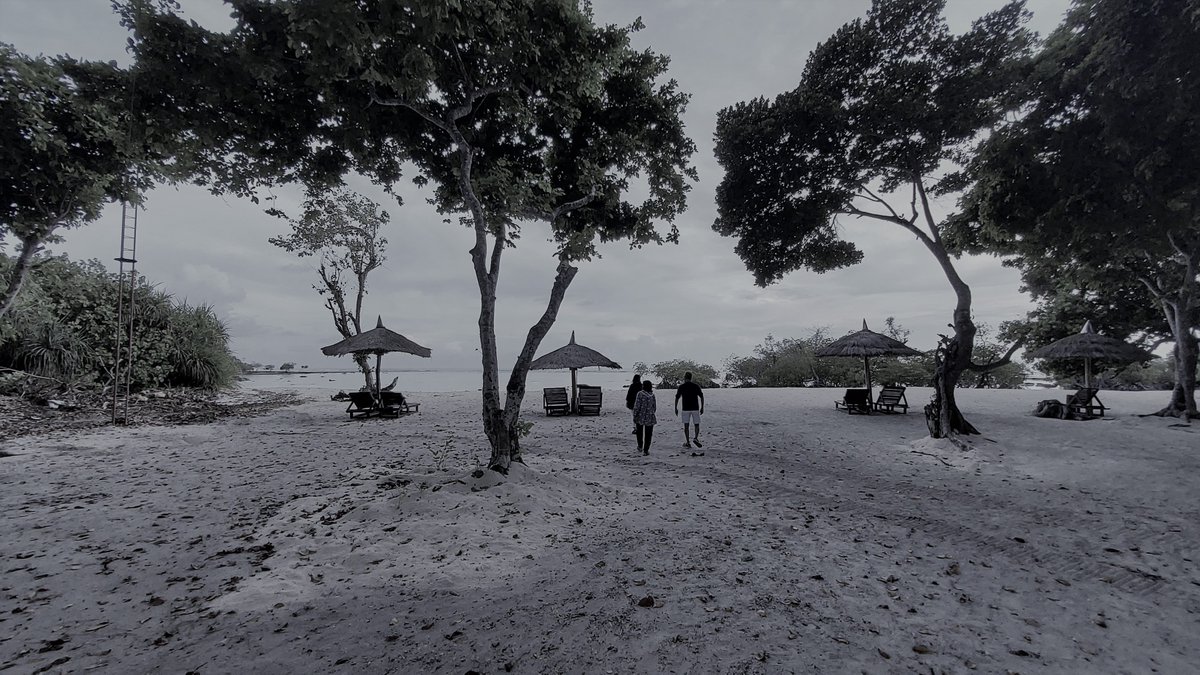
left=0, top=44, right=153, bottom=317
left=950, top=0, right=1200, bottom=417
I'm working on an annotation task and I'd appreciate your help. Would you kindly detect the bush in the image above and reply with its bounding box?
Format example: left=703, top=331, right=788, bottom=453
left=0, top=253, right=241, bottom=391
left=633, top=359, right=720, bottom=388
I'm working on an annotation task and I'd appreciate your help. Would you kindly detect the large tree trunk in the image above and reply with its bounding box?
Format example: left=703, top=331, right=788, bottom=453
left=0, top=232, right=46, bottom=319
left=926, top=310, right=981, bottom=438
left=354, top=353, right=373, bottom=391
left=906, top=175, right=981, bottom=438
left=1153, top=328, right=1198, bottom=420
left=494, top=258, right=578, bottom=468
left=1150, top=235, right=1198, bottom=420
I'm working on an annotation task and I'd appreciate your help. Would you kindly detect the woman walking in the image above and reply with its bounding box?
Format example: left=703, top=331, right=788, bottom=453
left=632, top=379, right=657, bottom=455
left=625, top=374, right=642, bottom=435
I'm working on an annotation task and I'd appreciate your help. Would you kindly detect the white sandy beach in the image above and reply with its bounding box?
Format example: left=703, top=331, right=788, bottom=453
left=2, top=386, right=1197, bottom=674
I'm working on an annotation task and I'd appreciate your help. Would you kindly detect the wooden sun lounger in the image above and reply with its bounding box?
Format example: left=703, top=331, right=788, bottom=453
left=380, top=391, right=419, bottom=414
left=576, top=386, right=602, bottom=416
left=346, top=391, right=378, bottom=419
left=543, top=387, right=571, bottom=416
left=873, top=386, right=909, bottom=414
left=835, top=388, right=872, bottom=414
left=1066, top=387, right=1105, bottom=418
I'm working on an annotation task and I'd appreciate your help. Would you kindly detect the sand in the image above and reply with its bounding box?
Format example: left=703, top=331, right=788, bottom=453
left=2, top=386, right=1197, bottom=674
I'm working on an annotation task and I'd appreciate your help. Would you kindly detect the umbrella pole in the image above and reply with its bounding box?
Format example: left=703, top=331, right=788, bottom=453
left=375, top=353, right=382, bottom=400
left=863, top=355, right=872, bottom=394
left=1084, top=357, right=1092, bottom=390
left=571, top=368, right=578, bottom=413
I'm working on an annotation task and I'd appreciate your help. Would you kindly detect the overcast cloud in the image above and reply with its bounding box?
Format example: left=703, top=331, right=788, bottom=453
left=0, top=0, right=1073, bottom=372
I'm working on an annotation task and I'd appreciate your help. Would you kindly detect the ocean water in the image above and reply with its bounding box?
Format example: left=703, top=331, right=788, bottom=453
left=242, top=368, right=641, bottom=395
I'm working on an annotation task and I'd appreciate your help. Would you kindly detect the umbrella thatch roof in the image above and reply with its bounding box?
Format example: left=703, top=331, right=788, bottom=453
left=321, top=316, right=432, bottom=358
left=530, top=331, right=621, bottom=370
left=1028, top=320, right=1154, bottom=362
left=815, top=320, right=924, bottom=358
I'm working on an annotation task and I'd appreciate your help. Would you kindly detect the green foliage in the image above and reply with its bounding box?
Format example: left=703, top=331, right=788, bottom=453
left=951, top=0, right=1199, bottom=412
left=279, top=362, right=296, bottom=372
left=0, top=43, right=163, bottom=316
left=0, top=253, right=240, bottom=390
left=127, top=0, right=697, bottom=258
left=633, top=359, right=719, bottom=389
left=514, top=419, right=534, bottom=439
left=712, top=0, right=1032, bottom=286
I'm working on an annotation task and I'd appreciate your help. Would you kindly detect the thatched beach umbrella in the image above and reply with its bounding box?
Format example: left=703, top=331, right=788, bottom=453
left=815, top=319, right=923, bottom=392
left=321, top=316, right=432, bottom=395
left=530, top=331, right=621, bottom=411
left=1027, top=320, right=1154, bottom=389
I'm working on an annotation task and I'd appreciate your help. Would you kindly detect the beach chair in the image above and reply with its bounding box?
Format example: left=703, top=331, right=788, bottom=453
left=1066, top=387, right=1105, bottom=418
left=380, top=391, right=420, bottom=414
left=834, top=388, right=872, bottom=414
left=576, top=386, right=602, bottom=416
left=543, top=387, right=571, bottom=416
left=346, top=391, right=378, bottom=419
left=873, top=386, right=909, bottom=414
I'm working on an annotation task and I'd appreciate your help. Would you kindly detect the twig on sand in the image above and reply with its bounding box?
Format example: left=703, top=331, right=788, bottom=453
left=910, top=450, right=953, bottom=466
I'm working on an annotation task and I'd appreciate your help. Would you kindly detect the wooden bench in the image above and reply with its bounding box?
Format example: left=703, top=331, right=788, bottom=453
left=577, top=386, right=602, bottom=415
left=380, top=391, right=419, bottom=414
left=835, top=388, right=872, bottom=414
left=1066, top=387, right=1105, bottom=418
left=346, top=391, right=378, bottom=419
left=543, top=387, right=571, bottom=416
left=873, top=386, right=909, bottom=414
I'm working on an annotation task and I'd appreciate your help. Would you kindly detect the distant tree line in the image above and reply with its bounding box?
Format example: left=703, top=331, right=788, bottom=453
left=634, top=318, right=1034, bottom=391
left=0, top=253, right=241, bottom=395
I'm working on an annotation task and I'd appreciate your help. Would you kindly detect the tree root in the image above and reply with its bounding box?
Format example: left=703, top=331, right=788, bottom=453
left=910, top=450, right=954, bottom=466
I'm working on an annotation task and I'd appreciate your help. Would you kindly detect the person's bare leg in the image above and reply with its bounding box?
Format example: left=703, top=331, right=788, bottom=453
left=682, top=424, right=691, bottom=448
left=692, top=423, right=702, bottom=447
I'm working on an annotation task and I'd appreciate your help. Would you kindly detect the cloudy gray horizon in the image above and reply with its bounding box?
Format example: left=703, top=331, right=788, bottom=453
left=1, top=0, right=1074, bottom=374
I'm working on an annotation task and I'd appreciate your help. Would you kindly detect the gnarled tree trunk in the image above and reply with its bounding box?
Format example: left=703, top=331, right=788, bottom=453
left=0, top=232, right=47, bottom=319
left=926, top=312, right=981, bottom=438
left=1147, top=233, right=1198, bottom=420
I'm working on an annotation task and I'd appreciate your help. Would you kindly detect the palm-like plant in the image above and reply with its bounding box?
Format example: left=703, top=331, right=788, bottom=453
left=17, top=318, right=93, bottom=381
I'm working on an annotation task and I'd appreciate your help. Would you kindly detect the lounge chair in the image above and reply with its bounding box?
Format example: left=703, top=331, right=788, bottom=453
left=1066, top=387, right=1105, bottom=418
left=380, top=391, right=419, bottom=414
left=346, top=391, right=378, bottom=419
left=834, top=388, right=872, bottom=414
left=577, top=385, right=602, bottom=416
left=873, top=386, right=909, bottom=414
left=543, top=387, right=571, bottom=416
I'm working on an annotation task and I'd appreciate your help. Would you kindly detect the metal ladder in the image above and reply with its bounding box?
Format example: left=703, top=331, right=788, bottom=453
left=112, top=202, right=139, bottom=424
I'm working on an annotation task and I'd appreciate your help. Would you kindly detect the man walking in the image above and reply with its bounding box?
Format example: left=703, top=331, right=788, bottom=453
left=674, top=371, right=704, bottom=449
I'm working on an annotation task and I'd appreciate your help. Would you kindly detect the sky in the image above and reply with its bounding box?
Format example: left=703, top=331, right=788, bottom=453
left=0, top=0, right=1075, bottom=372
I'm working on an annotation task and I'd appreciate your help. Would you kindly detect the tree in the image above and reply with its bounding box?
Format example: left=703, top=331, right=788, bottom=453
left=0, top=44, right=154, bottom=318
left=279, top=362, right=295, bottom=372
left=633, top=359, right=719, bottom=388
left=712, top=0, right=1030, bottom=438
left=270, top=188, right=389, bottom=390
left=950, top=0, right=1199, bottom=418
left=124, top=1, right=696, bottom=471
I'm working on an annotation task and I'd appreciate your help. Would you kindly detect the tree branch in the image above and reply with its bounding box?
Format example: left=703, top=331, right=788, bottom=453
left=913, top=173, right=942, bottom=245
left=369, top=89, right=453, bottom=136
left=968, top=333, right=1026, bottom=373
